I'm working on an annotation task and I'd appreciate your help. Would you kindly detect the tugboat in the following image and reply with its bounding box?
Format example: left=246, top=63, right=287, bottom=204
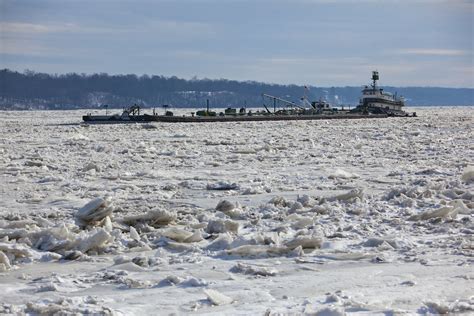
left=354, top=71, right=416, bottom=117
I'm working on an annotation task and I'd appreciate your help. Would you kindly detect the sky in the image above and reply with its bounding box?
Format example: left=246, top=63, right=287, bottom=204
left=1, top=0, right=473, bottom=87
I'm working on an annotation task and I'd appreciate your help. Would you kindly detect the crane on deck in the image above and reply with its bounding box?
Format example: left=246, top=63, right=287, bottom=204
left=261, top=93, right=305, bottom=114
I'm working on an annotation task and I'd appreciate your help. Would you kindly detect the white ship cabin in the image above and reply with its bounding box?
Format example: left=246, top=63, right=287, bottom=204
left=360, top=71, right=405, bottom=112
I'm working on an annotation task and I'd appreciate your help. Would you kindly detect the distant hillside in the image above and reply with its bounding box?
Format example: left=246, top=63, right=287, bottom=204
left=0, top=69, right=472, bottom=110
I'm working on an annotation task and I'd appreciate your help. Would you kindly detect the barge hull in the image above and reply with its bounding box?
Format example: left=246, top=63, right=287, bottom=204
left=151, top=113, right=388, bottom=123
left=82, top=115, right=154, bottom=123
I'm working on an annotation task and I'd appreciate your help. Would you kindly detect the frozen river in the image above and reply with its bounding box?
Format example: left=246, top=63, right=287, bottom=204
left=0, top=107, right=473, bottom=314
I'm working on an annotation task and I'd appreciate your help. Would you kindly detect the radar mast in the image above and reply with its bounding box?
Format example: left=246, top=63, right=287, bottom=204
left=371, top=71, right=379, bottom=90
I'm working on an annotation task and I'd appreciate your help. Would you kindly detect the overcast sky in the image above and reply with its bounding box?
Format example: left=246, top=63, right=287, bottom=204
left=1, top=0, right=472, bottom=87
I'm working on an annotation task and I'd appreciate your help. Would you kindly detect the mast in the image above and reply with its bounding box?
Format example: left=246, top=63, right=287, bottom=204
left=372, top=71, right=379, bottom=91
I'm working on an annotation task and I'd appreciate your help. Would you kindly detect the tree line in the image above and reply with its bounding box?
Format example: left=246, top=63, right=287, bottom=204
left=0, top=69, right=472, bottom=110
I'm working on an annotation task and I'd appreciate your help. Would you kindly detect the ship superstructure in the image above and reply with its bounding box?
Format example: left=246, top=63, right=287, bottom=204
left=358, top=71, right=406, bottom=115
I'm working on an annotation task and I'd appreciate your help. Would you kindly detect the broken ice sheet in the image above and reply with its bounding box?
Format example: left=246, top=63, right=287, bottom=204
left=0, top=107, right=472, bottom=314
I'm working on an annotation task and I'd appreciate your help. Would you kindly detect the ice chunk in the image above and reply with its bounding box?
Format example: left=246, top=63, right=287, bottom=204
left=122, top=209, right=176, bottom=227
left=82, top=162, right=100, bottom=172
left=327, top=188, right=364, bottom=202
left=158, top=275, right=183, bottom=286
left=230, top=262, right=278, bottom=276
left=289, top=201, right=304, bottom=214
left=226, top=245, right=291, bottom=257
left=362, top=237, right=399, bottom=249
left=285, top=236, right=323, bottom=250
left=38, top=176, right=63, bottom=183
left=24, top=297, right=116, bottom=314
left=0, top=228, right=29, bottom=240
left=112, top=262, right=146, bottom=273
left=180, top=276, right=208, bottom=287
left=409, top=200, right=469, bottom=221
left=76, top=197, right=114, bottom=226
left=328, top=169, right=359, bottom=179
left=103, top=216, right=113, bottom=232
left=216, top=200, right=235, bottom=213
left=206, top=233, right=234, bottom=251
left=204, top=289, right=233, bottom=305
left=289, top=216, right=314, bottom=230
left=310, top=205, right=330, bottom=214
left=0, top=263, right=8, bottom=272
left=0, top=219, right=42, bottom=229
left=130, top=255, right=148, bottom=267
left=269, top=196, right=288, bottom=207
left=297, top=194, right=316, bottom=207
left=415, top=168, right=447, bottom=175
left=32, top=224, right=75, bottom=252
left=424, top=301, right=451, bottom=314
left=184, top=230, right=204, bottom=243
left=226, top=245, right=270, bottom=256
left=157, top=275, right=208, bottom=287
left=314, top=306, right=345, bottom=316
left=0, top=250, right=11, bottom=271
left=122, top=278, right=152, bottom=289
left=206, top=181, right=239, bottom=190
left=35, top=283, right=59, bottom=293
left=39, top=252, right=62, bottom=262
left=215, top=200, right=244, bottom=219
left=206, top=219, right=239, bottom=234
left=0, top=242, right=35, bottom=260
left=319, top=252, right=374, bottom=261
left=62, top=250, right=83, bottom=261
left=161, top=227, right=194, bottom=243
left=129, top=226, right=140, bottom=241
left=461, top=166, right=474, bottom=184
left=76, top=228, right=112, bottom=253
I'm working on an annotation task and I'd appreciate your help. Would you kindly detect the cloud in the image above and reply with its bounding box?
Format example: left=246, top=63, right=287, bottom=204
left=0, top=22, right=118, bottom=36
left=150, top=20, right=214, bottom=35
left=0, top=22, right=76, bottom=34
left=0, top=35, right=65, bottom=56
left=396, top=48, right=469, bottom=56
left=0, top=19, right=215, bottom=42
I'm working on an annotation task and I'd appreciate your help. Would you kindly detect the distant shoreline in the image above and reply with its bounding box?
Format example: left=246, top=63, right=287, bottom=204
left=2, top=69, right=473, bottom=109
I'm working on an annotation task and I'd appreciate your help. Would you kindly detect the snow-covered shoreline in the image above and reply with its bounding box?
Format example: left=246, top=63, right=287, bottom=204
left=0, top=107, right=472, bottom=314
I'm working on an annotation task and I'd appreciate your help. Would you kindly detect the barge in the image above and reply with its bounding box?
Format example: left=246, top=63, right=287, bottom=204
left=82, top=105, right=156, bottom=123
left=82, top=71, right=415, bottom=124
left=154, top=112, right=387, bottom=123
